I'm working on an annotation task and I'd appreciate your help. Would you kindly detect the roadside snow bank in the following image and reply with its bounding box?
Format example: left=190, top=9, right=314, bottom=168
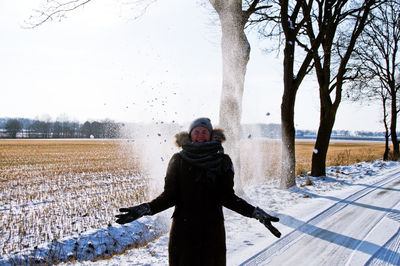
left=0, top=213, right=171, bottom=265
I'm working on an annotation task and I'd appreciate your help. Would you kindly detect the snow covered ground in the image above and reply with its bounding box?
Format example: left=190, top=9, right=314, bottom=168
left=2, top=160, right=399, bottom=265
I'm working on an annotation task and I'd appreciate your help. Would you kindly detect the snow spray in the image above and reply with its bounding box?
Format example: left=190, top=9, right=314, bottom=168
left=121, top=122, right=181, bottom=198
left=240, top=124, right=282, bottom=186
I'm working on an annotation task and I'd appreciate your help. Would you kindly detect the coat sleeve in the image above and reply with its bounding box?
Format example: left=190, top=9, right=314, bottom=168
left=148, top=153, right=180, bottom=215
left=220, top=155, right=255, bottom=218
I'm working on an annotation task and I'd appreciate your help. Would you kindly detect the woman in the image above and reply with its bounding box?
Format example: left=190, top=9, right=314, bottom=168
left=116, top=117, right=281, bottom=266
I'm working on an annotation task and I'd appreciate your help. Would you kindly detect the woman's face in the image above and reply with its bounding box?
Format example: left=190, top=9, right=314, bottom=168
left=190, top=126, right=211, bottom=143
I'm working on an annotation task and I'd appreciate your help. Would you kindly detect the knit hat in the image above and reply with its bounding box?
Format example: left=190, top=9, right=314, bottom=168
left=188, top=117, right=213, bottom=135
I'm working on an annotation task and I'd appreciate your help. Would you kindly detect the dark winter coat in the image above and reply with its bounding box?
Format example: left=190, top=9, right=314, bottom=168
left=148, top=129, right=255, bottom=266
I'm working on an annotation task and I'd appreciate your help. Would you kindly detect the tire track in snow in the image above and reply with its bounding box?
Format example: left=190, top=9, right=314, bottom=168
left=240, top=168, right=400, bottom=266
left=365, top=216, right=400, bottom=265
left=344, top=192, right=400, bottom=266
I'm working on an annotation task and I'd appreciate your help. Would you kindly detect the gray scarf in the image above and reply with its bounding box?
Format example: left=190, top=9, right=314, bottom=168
left=180, top=140, right=224, bottom=183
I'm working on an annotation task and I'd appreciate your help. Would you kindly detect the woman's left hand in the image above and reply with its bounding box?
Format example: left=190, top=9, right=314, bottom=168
left=252, top=207, right=281, bottom=238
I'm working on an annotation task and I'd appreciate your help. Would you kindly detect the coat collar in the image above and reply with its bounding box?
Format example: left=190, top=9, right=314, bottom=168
left=175, top=129, right=226, bottom=147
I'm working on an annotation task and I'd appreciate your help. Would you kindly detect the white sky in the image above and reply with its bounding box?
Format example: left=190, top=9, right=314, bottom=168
left=0, top=0, right=384, bottom=132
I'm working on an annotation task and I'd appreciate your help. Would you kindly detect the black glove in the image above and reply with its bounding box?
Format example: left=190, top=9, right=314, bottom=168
left=252, top=207, right=281, bottom=238
left=115, top=203, right=152, bottom=224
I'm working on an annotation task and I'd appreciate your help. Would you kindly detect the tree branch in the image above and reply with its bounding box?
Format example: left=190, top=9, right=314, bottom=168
left=25, top=0, right=92, bottom=28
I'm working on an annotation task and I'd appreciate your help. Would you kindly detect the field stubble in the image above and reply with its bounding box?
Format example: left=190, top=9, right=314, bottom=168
left=0, top=139, right=386, bottom=256
left=0, top=140, right=148, bottom=255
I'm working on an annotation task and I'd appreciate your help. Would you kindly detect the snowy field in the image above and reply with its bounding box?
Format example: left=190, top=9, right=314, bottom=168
left=0, top=140, right=151, bottom=263
left=2, top=158, right=399, bottom=265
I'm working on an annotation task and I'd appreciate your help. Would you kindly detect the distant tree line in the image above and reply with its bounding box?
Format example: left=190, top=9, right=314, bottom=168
left=0, top=118, right=123, bottom=139
left=241, top=123, right=394, bottom=140
left=2, top=118, right=394, bottom=140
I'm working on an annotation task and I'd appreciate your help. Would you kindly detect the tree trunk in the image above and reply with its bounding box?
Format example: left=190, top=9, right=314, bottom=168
left=311, top=106, right=336, bottom=177
left=280, top=94, right=296, bottom=188
left=383, top=94, right=390, bottom=161
left=280, top=39, right=297, bottom=189
left=390, top=93, right=399, bottom=160
left=212, top=0, right=249, bottom=190
left=384, top=131, right=390, bottom=161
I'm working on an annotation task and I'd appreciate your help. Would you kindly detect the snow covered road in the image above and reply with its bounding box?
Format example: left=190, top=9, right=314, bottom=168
left=241, top=168, right=400, bottom=266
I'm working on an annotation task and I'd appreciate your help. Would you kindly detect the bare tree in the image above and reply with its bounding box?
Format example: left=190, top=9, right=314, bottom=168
left=209, top=0, right=248, bottom=190
left=350, top=81, right=392, bottom=160
left=208, top=0, right=274, bottom=189
left=30, top=120, right=51, bottom=138
left=278, top=0, right=321, bottom=188
left=53, top=121, right=63, bottom=138
left=349, top=0, right=400, bottom=160
left=81, top=121, right=92, bottom=138
left=303, top=0, right=382, bottom=177
left=256, top=0, right=383, bottom=182
left=5, top=119, right=22, bottom=138
left=252, top=0, right=324, bottom=188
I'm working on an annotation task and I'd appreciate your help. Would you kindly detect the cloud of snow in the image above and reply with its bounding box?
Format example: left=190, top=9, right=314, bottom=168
left=121, top=122, right=181, bottom=198
left=240, top=125, right=282, bottom=186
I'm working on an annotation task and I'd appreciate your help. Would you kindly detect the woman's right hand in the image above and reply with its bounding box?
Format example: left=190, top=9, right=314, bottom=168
left=115, top=203, right=151, bottom=224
